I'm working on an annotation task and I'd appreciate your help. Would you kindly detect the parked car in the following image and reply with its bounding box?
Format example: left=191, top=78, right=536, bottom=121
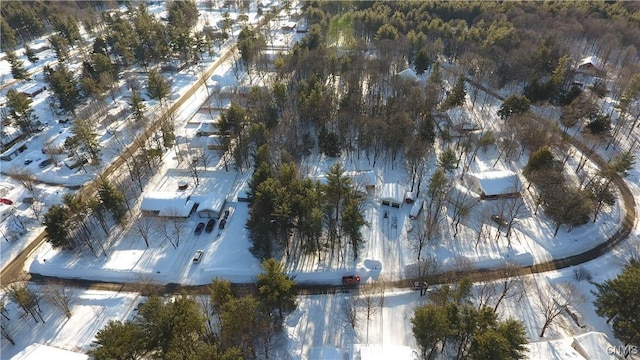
left=491, top=215, right=508, bottom=227
left=219, top=218, right=227, bottom=229
left=205, top=218, right=216, bottom=233
left=0, top=198, right=13, bottom=205
left=223, top=209, right=230, bottom=219
left=194, top=222, right=205, bottom=235
left=193, top=250, right=204, bottom=263
left=39, top=158, right=53, bottom=168
left=58, top=118, right=71, bottom=124
left=24, top=159, right=32, bottom=165
left=342, top=275, right=360, bottom=286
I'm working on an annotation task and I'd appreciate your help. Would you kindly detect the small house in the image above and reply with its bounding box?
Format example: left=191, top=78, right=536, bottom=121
left=196, top=194, right=226, bottom=219
left=0, top=141, right=27, bottom=161
left=466, top=171, right=522, bottom=200
left=17, top=83, right=46, bottom=98
left=140, top=192, right=196, bottom=217
left=380, top=183, right=408, bottom=208
left=576, top=56, right=604, bottom=76
left=409, top=199, right=424, bottom=220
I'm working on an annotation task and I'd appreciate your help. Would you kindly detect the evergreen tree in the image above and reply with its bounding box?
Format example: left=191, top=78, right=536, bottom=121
left=43, top=205, right=73, bottom=249
left=6, top=51, right=29, bottom=80
left=341, top=197, right=367, bottom=260
left=48, top=34, right=70, bottom=62
left=256, top=258, right=297, bottom=319
left=497, top=95, right=531, bottom=120
left=0, top=18, right=17, bottom=50
left=412, top=304, right=449, bottom=359
left=89, top=320, right=146, bottom=360
left=129, top=88, right=146, bottom=123
left=438, top=148, right=458, bottom=172
left=415, top=46, right=432, bottom=75
left=23, top=43, right=38, bottom=63
left=98, top=180, right=128, bottom=225
left=147, top=69, right=170, bottom=103
left=593, top=261, right=640, bottom=349
left=524, top=146, right=554, bottom=176
left=443, top=75, right=466, bottom=109
left=6, top=89, right=35, bottom=134
left=45, top=64, right=82, bottom=113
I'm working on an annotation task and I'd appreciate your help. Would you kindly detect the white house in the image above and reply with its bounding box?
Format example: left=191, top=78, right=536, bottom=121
left=12, top=343, right=88, bottom=360
left=380, top=183, right=407, bottom=208
left=349, top=344, right=416, bottom=360
left=466, top=170, right=522, bottom=200
left=195, top=194, right=226, bottom=219
left=576, top=56, right=604, bottom=75
left=140, top=192, right=196, bottom=217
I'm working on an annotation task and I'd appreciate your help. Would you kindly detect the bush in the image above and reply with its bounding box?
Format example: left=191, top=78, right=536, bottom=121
left=573, top=267, right=592, bottom=282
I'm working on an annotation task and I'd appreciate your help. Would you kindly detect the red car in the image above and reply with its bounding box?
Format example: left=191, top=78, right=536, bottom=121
left=342, top=275, right=360, bottom=286
left=0, top=198, right=13, bottom=205
left=194, top=222, right=205, bottom=235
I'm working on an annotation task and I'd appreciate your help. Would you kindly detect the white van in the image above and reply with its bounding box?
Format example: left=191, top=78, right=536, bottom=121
left=193, top=250, right=203, bottom=264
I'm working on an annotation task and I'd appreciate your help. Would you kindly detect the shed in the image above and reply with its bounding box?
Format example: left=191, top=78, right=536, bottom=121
left=17, top=83, right=46, bottom=98
left=576, top=56, right=604, bottom=75
left=196, top=194, right=226, bottom=219
left=380, top=183, right=407, bottom=208
left=140, top=192, right=196, bottom=217
left=571, top=332, right=621, bottom=360
left=466, top=171, right=522, bottom=200
left=0, top=141, right=27, bottom=161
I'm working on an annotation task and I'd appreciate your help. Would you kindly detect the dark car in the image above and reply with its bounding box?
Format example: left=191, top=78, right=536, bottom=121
left=223, top=209, right=230, bottom=219
left=342, top=275, right=360, bottom=286
left=0, top=198, right=13, bottom=205
left=219, top=218, right=227, bottom=229
left=491, top=215, right=508, bottom=227
left=39, top=158, right=53, bottom=168
left=205, top=218, right=216, bottom=233
left=24, top=159, right=33, bottom=165
left=194, top=222, right=205, bottom=235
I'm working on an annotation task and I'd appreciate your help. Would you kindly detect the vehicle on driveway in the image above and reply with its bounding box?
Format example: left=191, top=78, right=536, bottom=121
left=342, top=275, right=360, bottom=286
left=24, top=159, right=32, bottom=165
left=223, top=208, right=230, bottom=219
left=491, top=215, right=508, bottom=227
left=39, top=158, right=53, bottom=168
left=194, top=222, right=205, bottom=235
left=0, top=198, right=13, bottom=205
left=219, top=218, right=227, bottom=229
left=193, top=250, right=203, bottom=263
left=205, top=218, right=216, bottom=233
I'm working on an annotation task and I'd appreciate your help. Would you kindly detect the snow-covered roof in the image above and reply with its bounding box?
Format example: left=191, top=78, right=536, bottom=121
left=526, top=332, right=620, bottom=360
left=140, top=191, right=194, bottom=217
left=308, top=346, right=345, bottom=360
left=11, top=344, right=88, bottom=360
left=350, top=344, right=416, bottom=360
left=196, top=193, right=226, bottom=213
left=526, top=339, right=584, bottom=360
left=397, top=68, right=419, bottom=81
left=577, top=56, right=603, bottom=71
left=381, top=183, right=407, bottom=203
left=468, top=170, right=521, bottom=196
left=571, top=332, right=620, bottom=360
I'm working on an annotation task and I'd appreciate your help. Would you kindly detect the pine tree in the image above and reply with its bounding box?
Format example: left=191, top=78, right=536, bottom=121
left=443, top=75, right=466, bottom=109
left=256, top=258, right=297, bottom=319
left=129, top=88, right=146, bottom=123
left=43, top=205, right=73, bottom=249
left=6, top=51, right=29, bottom=80
left=593, top=261, right=640, bottom=348
left=89, top=320, right=146, bottom=360
left=147, top=69, right=170, bottom=103
left=98, top=180, right=128, bottom=225
left=45, top=64, right=82, bottom=113
left=6, top=89, right=35, bottom=134
left=497, top=95, right=531, bottom=120
left=23, top=43, right=39, bottom=63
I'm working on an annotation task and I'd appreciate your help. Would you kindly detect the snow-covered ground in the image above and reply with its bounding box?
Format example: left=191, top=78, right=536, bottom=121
left=3, top=1, right=640, bottom=359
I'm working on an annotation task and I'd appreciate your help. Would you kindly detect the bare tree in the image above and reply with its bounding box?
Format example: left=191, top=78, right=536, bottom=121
left=358, top=279, right=386, bottom=343
left=475, top=280, right=497, bottom=310
left=341, top=295, right=359, bottom=330
left=492, top=263, right=522, bottom=313
left=43, top=281, right=74, bottom=318
left=186, top=146, right=203, bottom=187
left=133, top=216, right=156, bottom=248
left=8, top=169, right=37, bottom=194
left=7, top=284, right=45, bottom=324
left=1, top=316, right=15, bottom=346
left=159, top=209, right=184, bottom=248
left=537, top=282, right=582, bottom=337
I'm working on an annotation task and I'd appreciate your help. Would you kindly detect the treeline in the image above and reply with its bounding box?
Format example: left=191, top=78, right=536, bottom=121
left=306, top=1, right=640, bottom=87
left=247, top=150, right=367, bottom=261
left=89, top=259, right=297, bottom=360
